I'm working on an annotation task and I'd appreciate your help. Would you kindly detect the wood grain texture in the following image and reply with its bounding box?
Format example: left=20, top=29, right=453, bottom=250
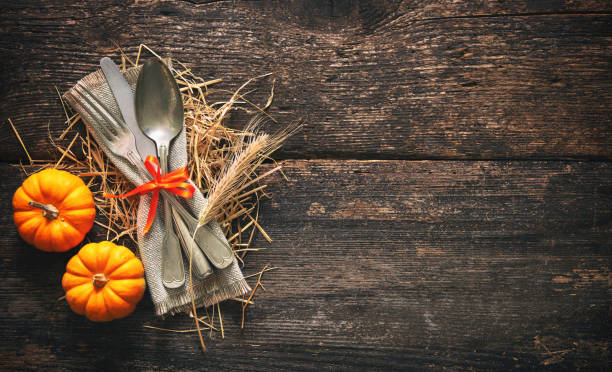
left=1, top=0, right=611, bottom=161
left=1, top=161, right=610, bottom=370
left=1, top=1, right=611, bottom=370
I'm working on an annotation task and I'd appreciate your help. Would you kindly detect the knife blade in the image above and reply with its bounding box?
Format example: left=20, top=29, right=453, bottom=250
left=99, top=57, right=158, bottom=159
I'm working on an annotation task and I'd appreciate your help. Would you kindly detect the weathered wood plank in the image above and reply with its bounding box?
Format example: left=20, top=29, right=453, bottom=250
left=0, top=160, right=610, bottom=370
left=1, top=1, right=611, bottom=161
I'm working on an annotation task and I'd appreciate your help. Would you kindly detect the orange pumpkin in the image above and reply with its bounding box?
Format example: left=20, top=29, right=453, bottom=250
left=12, top=169, right=95, bottom=252
left=62, top=241, right=146, bottom=322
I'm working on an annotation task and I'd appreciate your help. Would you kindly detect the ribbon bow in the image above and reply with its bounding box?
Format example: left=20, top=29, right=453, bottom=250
left=104, top=155, right=195, bottom=234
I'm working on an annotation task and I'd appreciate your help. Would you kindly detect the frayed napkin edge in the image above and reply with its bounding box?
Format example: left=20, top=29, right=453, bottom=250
left=154, top=277, right=251, bottom=317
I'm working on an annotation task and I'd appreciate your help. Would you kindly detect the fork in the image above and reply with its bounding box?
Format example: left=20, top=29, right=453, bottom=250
left=71, top=83, right=214, bottom=280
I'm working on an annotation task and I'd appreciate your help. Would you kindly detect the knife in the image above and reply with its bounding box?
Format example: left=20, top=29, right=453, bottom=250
left=100, top=57, right=157, bottom=158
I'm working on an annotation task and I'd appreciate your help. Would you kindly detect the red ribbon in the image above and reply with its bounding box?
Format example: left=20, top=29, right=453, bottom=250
left=104, top=155, right=195, bottom=234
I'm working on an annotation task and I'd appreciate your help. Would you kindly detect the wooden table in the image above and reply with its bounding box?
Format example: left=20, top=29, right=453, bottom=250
left=1, top=1, right=610, bottom=370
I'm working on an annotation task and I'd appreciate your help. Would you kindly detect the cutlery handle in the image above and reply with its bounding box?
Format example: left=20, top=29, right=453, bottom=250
left=163, top=195, right=234, bottom=269
left=159, top=145, right=168, bottom=173
left=161, top=199, right=185, bottom=288
left=172, top=208, right=213, bottom=279
left=159, top=145, right=186, bottom=289
left=128, top=150, right=233, bottom=269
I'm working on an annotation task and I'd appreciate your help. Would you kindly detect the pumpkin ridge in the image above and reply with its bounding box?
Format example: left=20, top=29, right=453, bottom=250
left=18, top=186, right=38, bottom=210
left=94, top=243, right=112, bottom=275
left=67, top=255, right=93, bottom=277
left=59, top=210, right=84, bottom=227
left=32, top=172, right=48, bottom=204
left=59, top=185, right=89, bottom=211
left=85, top=292, right=95, bottom=308
left=40, top=170, right=76, bottom=208
left=98, top=285, right=109, bottom=318
left=66, top=282, right=91, bottom=295
left=104, top=259, right=130, bottom=278
left=102, top=256, right=124, bottom=278
left=60, top=208, right=96, bottom=233
left=32, top=219, right=51, bottom=249
left=75, top=254, right=97, bottom=277
left=85, top=285, right=112, bottom=322
left=103, top=285, right=133, bottom=320
left=13, top=211, right=39, bottom=228
left=107, top=258, right=144, bottom=279
left=56, top=174, right=82, bottom=202
left=62, top=272, right=90, bottom=289
left=104, top=285, right=128, bottom=305
left=57, top=220, right=82, bottom=246
left=107, top=279, right=145, bottom=303
left=37, top=170, right=59, bottom=203
left=65, top=283, right=92, bottom=315
left=14, top=212, right=41, bottom=234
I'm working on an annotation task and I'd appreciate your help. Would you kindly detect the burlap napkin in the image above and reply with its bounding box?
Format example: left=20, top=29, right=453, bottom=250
left=64, top=64, right=250, bottom=316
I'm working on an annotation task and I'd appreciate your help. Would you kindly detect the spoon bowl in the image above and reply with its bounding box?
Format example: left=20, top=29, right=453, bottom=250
left=135, top=60, right=184, bottom=150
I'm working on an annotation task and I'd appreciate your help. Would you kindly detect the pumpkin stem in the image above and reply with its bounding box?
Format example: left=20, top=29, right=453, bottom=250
left=92, top=273, right=109, bottom=288
left=28, top=201, right=59, bottom=220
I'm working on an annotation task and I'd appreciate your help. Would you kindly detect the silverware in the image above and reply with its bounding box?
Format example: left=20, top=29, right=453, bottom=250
left=99, top=57, right=213, bottom=281
left=135, top=60, right=234, bottom=270
left=172, top=207, right=213, bottom=279
left=100, top=57, right=157, bottom=158
left=134, top=60, right=186, bottom=289
left=71, top=83, right=213, bottom=280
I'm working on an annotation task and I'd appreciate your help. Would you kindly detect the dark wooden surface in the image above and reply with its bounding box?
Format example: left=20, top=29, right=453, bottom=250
left=2, top=0, right=612, bottom=161
left=1, top=1, right=611, bottom=371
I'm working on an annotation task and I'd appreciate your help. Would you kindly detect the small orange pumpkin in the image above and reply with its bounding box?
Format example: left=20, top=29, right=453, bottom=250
left=62, top=241, right=146, bottom=322
left=12, top=169, right=95, bottom=252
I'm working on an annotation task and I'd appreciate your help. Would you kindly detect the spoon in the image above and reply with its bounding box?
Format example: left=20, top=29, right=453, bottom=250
left=135, top=60, right=233, bottom=278
left=138, top=60, right=234, bottom=269
left=135, top=60, right=186, bottom=288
